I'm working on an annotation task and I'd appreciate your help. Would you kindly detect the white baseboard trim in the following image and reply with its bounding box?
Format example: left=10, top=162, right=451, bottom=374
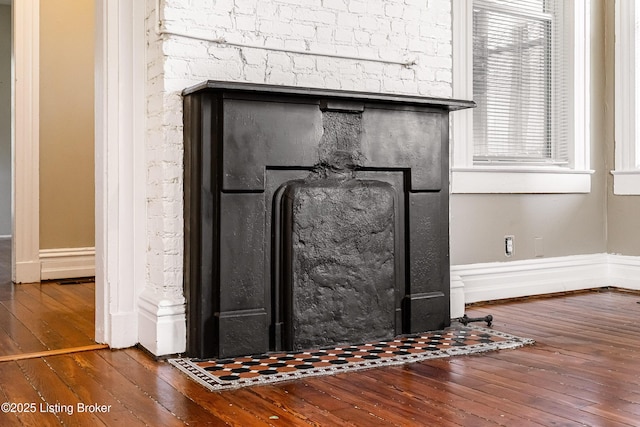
left=608, top=254, right=640, bottom=290
left=450, top=274, right=465, bottom=318
left=39, top=247, right=96, bottom=280
left=14, top=260, right=42, bottom=284
left=452, top=254, right=611, bottom=304
left=108, top=311, right=139, bottom=349
left=138, top=289, right=186, bottom=356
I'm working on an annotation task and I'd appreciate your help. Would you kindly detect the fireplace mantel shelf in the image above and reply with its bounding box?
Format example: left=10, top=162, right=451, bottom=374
left=183, top=80, right=475, bottom=111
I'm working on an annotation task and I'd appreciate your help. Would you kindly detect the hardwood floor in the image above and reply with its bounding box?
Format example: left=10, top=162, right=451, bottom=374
left=1, top=240, right=639, bottom=425
left=0, top=238, right=97, bottom=357
left=0, top=238, right=12, bottom=301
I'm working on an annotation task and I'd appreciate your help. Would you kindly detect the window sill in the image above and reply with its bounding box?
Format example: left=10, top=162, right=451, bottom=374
left=451, top=168, right=594, bottom=194
left=611, top=170, right=640, bottom=195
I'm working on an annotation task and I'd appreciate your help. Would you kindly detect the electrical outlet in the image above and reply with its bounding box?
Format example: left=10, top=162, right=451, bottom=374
left=534, top=237, right=544, bottom=257
left=505, top=235, right=514, bottom=257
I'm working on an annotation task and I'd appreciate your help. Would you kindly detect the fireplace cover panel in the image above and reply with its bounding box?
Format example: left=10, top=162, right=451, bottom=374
left=280, top=178, right=396, bottom=350
left=183, top=81, right=474, bottom=359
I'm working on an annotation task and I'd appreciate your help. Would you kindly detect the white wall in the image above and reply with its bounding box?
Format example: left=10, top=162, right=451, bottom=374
left=144, top=0, right=454, bottom=309
left=0, top=5, right=11, bottom=237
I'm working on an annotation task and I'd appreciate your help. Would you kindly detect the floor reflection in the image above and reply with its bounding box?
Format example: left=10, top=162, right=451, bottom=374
left=0, top=237, right=14, bottom=300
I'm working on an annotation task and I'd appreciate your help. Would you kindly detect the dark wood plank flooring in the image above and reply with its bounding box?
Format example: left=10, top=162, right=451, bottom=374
left=2, top=238, right=640, bottom=425
left=0, top=239, right=96, bottom=356
left=0, top=238, right=12, bottom=301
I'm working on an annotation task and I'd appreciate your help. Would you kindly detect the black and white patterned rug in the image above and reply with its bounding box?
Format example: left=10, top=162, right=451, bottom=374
left=169, top=324, right=534, bottom=392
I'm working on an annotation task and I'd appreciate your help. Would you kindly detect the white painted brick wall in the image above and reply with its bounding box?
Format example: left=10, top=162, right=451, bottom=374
left=144, top=0, right=453, bottom=297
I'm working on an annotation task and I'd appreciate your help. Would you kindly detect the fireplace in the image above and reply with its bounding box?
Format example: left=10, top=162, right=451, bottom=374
left=183, top=81, right=473, bottom=359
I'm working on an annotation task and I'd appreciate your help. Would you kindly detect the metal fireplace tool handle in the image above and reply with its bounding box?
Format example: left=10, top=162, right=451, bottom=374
left=454, top=314, right=493, bottom=327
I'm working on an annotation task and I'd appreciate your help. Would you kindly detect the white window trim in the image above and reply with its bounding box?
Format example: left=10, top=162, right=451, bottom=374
left=451, top=0, right=593, bottom=194
left=612, top=0, right=640, bottom=195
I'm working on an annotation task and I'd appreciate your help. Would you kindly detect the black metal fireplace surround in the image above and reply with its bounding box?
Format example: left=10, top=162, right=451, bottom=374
left=183, top=81, right=473, bottom=359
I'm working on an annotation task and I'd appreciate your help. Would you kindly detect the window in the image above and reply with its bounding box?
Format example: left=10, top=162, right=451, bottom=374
left=612, top=0, right=640, bottom=195
left=473, top=0, right=565, bottom=165
left=451, top=0, right=592, bottom=193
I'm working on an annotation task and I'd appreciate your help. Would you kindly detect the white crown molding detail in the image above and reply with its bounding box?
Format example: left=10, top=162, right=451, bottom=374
left=452, top=254, right=611, bottom=304
left=138, top=289, right=186, bottom=356
left=39, top=247, right=95, bottom=280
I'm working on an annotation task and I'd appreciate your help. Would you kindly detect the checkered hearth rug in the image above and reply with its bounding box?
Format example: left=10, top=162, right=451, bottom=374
left=168, top=324, right=534, bottom=392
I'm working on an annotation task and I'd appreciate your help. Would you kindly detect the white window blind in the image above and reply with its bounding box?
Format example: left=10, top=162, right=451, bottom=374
left=472, top=0, right=569, bottom=165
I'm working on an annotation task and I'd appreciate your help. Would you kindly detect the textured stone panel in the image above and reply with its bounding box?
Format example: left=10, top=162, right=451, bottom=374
left=284, top=179, right=396, bottom=350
